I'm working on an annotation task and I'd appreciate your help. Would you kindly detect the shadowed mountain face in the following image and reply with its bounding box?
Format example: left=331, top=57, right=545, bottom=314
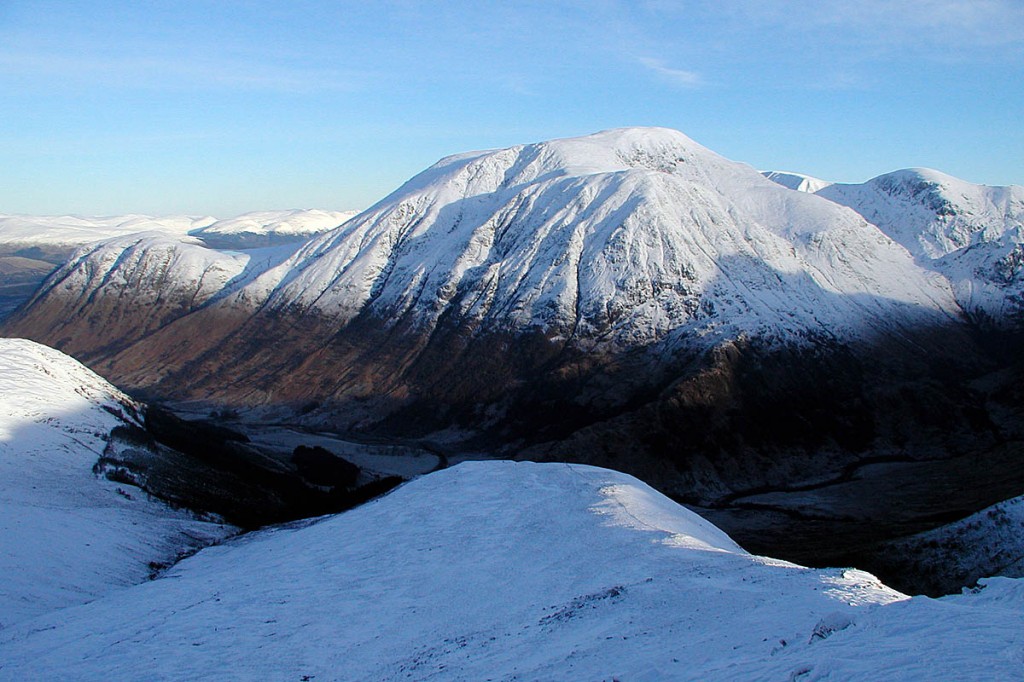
left=0, top=256, right=55, bottom=321
left=4, top=129, right=1024, bottom=585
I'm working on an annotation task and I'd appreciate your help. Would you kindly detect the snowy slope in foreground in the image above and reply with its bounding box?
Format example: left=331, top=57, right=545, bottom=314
left=0, top=339, right=234, bottom=628
left=2, top=461, right=1021, bottom=680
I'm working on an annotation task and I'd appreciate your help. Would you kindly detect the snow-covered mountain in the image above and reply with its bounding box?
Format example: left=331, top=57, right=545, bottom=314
left=0, top=338, right=234, bottom=628
left=1, top=461, right=1020, bottom=680
left=5, top=128, right=967, bottom=395
left=8, top=233, right=298, bottom=363
left=0, top=210, right=356, bottom=324
left=764, top=167, right=1024, bottom=326
left=190, top=209, right=357, bottom=249
left=229, top=127, right=958, bottom=346
left=0, top=214, right=211, bottom=322
left=818, top=170, right=1024, bottom=326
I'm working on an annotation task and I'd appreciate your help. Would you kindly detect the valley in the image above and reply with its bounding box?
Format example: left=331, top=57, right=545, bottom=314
left=2, top=126, right=1023, bottom=678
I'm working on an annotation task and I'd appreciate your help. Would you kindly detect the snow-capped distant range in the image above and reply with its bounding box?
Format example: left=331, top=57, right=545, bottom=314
left=0, top=209, right=356, bottom=259
left=0, top=214, right=212, bottom=261
left=1, top=461, right=1021, bottom=680
left=760, top=170, right=833, bottom=194
left=190, top=208, right=358, bottom=249
left=0, top=339, right=234, bottom=628
left=763, top=167, right=1024, bottom=325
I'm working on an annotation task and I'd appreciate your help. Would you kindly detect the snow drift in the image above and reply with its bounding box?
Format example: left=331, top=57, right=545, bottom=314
left=0, top=339, right=234, bottom=628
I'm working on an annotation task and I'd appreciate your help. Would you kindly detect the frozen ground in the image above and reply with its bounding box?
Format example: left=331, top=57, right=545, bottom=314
left=1, top=460, right=1021, bottom=680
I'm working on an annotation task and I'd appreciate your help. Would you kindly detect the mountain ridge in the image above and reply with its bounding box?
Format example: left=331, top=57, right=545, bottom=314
left=764, top=165, right=1024, bottom=326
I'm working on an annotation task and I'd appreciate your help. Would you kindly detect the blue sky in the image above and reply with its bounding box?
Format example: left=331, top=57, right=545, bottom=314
left=1, top=0, right=1022, bottom=216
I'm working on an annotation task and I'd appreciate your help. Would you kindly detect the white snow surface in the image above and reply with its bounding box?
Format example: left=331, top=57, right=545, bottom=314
left=0, top=339, right=234, bottom=628
left=812, top=169, right=1024, bottom=323
left=1, top=460, right=1021, bottom=680
left=0, top=214, right=211, bottom=251
left=190, top=209, right=357, bottom=241
left=220, top=127, right=958, bottom=348
left=762, top=170, right=834, bottom=194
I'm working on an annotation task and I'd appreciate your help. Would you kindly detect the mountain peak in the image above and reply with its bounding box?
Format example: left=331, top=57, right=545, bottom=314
left=256, top=126, right=954, bottom=343
left=411, top=127, right=719, bottom=197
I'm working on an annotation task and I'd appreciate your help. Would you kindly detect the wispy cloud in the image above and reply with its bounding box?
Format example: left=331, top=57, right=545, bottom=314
left=636, top=57, right=702, bottom=87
